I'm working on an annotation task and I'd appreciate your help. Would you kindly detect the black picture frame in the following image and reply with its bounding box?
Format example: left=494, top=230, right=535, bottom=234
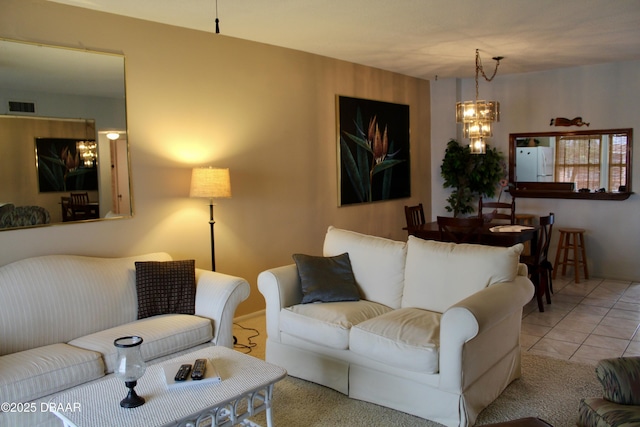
left=337, top=95, right=410, bottom=206
left=35, top=138, right=98, bottom=193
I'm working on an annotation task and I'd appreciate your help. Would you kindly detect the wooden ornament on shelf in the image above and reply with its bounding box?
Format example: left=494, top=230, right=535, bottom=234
left=549, top=117, right=590, bottom=127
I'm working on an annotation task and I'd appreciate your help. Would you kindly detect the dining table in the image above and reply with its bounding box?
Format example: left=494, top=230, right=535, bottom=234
left=406, top=221, right=539, bottom=256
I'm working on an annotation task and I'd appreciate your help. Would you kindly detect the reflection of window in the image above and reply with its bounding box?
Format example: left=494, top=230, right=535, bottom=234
left=609, top=134, right=627, bottom=191
left=555, top=134, right=626, bottom=191
left=556, top=135, right=601, bottom=190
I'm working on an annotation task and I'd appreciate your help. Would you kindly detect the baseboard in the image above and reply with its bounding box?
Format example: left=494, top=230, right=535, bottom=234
left=234, top=309, right=265, bottom=323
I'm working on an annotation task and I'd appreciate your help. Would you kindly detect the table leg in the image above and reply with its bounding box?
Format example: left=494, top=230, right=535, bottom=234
left=265, top=384, right=275, bottom=427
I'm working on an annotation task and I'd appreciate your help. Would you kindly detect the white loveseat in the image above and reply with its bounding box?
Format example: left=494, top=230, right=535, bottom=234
left=258, top=226, right=534, bottom=427
left=0, top=252, right=250, bottom=425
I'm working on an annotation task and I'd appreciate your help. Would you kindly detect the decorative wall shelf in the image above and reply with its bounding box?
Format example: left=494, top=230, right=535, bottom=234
left=509, top=189, right=632, bottom=200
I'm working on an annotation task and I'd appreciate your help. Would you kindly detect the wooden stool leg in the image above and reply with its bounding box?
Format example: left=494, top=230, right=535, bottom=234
left=579, top=232, right=589, bottom=280
left=572, top=232, right=580, bottom=283
left=561, top=233, right=570, bottom=277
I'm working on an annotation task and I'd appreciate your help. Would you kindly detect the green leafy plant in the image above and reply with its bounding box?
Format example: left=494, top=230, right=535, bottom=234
left=440, top=139, right=505, bottom=217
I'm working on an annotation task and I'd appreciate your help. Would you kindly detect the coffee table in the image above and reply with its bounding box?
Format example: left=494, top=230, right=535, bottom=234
left=50, top=346, right=287, bottom=427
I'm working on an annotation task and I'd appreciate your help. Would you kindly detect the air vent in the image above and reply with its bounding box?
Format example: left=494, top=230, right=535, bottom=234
left=8, top=101, right=36, bottom=114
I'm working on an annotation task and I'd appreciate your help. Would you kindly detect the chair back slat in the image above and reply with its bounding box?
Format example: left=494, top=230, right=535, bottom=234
left=404, top=204, right=425, bottom=230
left=70, top=192, right=89, bottom=206
left=536, top=212, right=555, bottom=263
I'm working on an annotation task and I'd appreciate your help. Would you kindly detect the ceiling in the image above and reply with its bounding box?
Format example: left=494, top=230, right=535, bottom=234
left=48, top=0, right=640, bottom=80
left=0, top=39, right=124, bottom=98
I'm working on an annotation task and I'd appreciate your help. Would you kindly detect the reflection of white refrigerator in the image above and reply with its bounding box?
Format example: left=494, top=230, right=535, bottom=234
left=516, top=147, right=554, bottom=182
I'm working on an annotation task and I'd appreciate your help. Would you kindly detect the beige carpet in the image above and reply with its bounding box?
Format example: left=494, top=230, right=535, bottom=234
left=233, top=315, right=602, bottom=427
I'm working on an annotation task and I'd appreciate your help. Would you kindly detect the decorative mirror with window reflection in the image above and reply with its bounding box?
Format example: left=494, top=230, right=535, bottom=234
left=0, top=38, right=131, bottom=230
left=508, top=128, right=632, bottom=200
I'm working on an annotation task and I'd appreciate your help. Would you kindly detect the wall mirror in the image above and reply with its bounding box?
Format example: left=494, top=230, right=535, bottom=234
left=508, top=128, right=633, bottom=200
left=0, top=38, right=131, bottom=230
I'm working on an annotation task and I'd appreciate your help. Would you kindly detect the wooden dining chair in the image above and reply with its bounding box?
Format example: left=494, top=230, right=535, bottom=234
left=404, top=203, right=425, bottom=234
left=478, top=197, right=515, bottom=224
left=436, top=216, right=484, bottom=244
left=69, top=192, right=90, bottom=220
left=520, top=212, right=555, bottom=312
left=60, top=197, right=74, bottom=222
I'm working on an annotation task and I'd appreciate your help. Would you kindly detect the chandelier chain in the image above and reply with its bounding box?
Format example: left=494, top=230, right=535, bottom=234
left=474, top=48, right=501, bottom=99
left=215, top=0, right=220, bottom=34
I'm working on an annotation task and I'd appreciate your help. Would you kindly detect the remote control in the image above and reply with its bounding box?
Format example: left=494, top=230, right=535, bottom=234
left=174, top=364, right=192, bottom=382
left=191, top=359, right=207, bottom=380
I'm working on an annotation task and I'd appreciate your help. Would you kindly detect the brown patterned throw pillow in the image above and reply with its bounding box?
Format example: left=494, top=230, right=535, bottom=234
left=135, top=260, right=196, bottom=319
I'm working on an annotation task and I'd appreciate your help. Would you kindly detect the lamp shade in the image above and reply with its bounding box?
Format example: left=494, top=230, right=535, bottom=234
left=189, top=167, right=231, bottom=198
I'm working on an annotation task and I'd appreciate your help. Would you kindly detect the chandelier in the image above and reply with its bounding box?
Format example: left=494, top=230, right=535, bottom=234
left=77, top=140, right=97, bottom=167
left=456, top=49, right=503, bottom=154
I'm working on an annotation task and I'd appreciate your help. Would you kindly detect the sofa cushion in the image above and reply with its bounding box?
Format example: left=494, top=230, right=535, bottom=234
left=280, top=300, right=392, bottom=349
left=292, top=253, right=360, bottom=304
left=349, top=308, right=441, bottom=373
left=595, top=357, right=640, bottom=405
left=135, top=259, right=197, bottom=319
left=323, top=226, right=407, bottom=309
left=0, top=343, right=104, bottom=402
left=402, top=237, right=523, bottom=313
left=68, top=313, right=212, bottom=373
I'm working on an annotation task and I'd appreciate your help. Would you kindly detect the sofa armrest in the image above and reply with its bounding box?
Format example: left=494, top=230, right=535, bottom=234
left=194, top=269, right=251, bottom=348
left=439, top=275, right=534, bottom=391
left=257, top=264, right=303, bottom=341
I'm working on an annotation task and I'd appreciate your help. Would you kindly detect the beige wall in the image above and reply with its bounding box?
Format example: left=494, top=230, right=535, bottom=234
left=0, top=0, right=431, bottom=315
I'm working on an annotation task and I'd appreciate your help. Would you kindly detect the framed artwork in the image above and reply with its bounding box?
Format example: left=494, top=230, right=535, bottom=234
left=337, top=95, right=410, bottom=206
left=35, top=138, right=98, bottom=192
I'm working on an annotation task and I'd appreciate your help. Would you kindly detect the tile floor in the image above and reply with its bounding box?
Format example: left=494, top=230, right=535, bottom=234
left=522, top=275, right=640, bottom=365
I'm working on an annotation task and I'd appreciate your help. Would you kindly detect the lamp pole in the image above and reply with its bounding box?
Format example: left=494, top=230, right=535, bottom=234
left=209, top=200, right=216, bottom=271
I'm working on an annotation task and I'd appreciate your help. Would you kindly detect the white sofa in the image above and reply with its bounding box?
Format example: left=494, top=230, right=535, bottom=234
left=0, top=252, right=250, bottom=424
left=258, top=226, right=534, bottom=427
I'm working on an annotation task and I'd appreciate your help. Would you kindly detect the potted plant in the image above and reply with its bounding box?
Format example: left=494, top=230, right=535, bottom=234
left=440, top=139, right=506, bottom=217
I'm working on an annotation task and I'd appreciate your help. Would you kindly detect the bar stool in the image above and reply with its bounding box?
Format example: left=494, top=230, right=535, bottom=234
left=553, top=227, right=589, bottom=283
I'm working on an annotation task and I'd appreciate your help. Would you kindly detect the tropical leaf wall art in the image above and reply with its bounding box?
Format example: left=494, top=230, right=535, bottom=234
left=35, top=138, right=98, bottom=193
left=337, top=96, right=410, bottom=205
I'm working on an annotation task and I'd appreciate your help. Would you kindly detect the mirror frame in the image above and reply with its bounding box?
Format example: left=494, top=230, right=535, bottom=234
left=0, top=38, right=131, bottom=230
left=508, top=128, right=633, bottom=200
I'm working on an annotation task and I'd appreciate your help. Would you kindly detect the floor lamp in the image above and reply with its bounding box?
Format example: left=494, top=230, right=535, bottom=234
left=189, top=167, right=231, bottom=271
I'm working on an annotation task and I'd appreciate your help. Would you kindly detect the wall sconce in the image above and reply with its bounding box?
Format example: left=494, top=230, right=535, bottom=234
left=456, top=49, right=503, bottom=154
left=189, top=167, right=232, bottom=271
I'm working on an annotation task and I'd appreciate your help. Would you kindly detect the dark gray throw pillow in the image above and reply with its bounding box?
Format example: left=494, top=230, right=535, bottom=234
left=292, top=253, right=360, bottom=304
left=135, top=259, right=197, bottom=319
